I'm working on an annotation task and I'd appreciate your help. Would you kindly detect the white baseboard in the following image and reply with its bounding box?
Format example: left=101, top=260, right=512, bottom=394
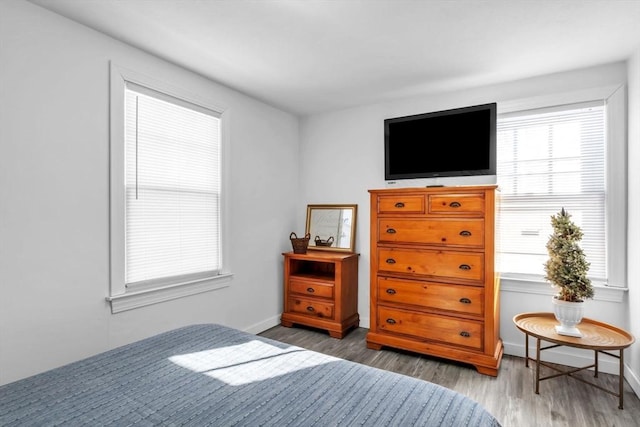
left=359, top=316, right=371, bottom=329
left=243, top=315, right=281, bottom=335
left=624, top=361, right=640, bottom=398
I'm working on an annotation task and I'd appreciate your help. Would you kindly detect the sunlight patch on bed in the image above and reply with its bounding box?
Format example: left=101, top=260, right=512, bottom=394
left=169, top=340, right=338, bottom=386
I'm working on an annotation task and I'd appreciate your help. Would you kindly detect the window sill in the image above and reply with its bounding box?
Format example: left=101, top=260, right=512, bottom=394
left=106, top=273, right=233, bottom=313
left=499, top=276, right=627, bottom=303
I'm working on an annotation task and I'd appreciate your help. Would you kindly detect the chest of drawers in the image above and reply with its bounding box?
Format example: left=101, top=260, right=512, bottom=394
left=366, top=185, right=503, bottom=376
left=281, top=251, right=359, bottom=338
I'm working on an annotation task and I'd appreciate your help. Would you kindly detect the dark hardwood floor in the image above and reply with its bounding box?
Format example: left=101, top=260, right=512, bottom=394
left=259, top=325, right=640, bottom=427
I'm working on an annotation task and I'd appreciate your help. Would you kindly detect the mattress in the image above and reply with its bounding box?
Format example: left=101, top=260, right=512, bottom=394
left=0, top=324, right=501, bottom=426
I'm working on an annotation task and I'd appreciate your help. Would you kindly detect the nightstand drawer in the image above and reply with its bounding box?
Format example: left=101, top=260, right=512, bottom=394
left=378, top=306, right=483, bottom=350
left=290, top=278, right=334, bottom=299
left=377, top=277, right=484, bottom=316
left=378, top=248, right=484, bottom=282
left=288, top=297, right=334, bottom=319
left=378, top=218, right=484, bottom=247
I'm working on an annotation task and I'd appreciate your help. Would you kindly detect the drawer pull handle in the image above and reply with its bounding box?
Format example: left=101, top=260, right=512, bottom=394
left=386, top=228, right=397, bottom=234
left=459, top=230, right=472, bottom=237
left=386, top=288, right=397, bottom=295
left=394, top=202, right=405, bottom=208
left=460, top=331, right=471, bottom=338
left=459, top=297, right=471, bottom=304
left=449, top=201, right=461, bottom=208
left=306, top=287, right=315, bottom=293
left=386, top=318, right=396, bottom=325
left=459, top=264, right=471, bottom=270
left=306, top=306, right=315, bottom=312
left=386, top=258, right=396, bottom=264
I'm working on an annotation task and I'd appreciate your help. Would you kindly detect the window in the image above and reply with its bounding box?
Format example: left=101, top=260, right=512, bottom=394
left=496, top=102, right=607, bottom=283
left=108, top=64, right=231, bottom=313
left=124, top=83, right=221, bottom=288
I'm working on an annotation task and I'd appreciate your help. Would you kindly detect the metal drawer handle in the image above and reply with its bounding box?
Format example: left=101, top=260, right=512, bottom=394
left=394, top=202, right=405, bottom=208
left=386, top=258, right=396, bottom=264
left=386, top=318, right=396, bottom=325
left=386, top=288, right=397, bottom=295
left=306, top=306, right=315, bottom=312
left=386, top=228, right=397, bottom=234
left=460, top=331, right=471, bottom=338
left=459, top=264, right=471, bottom=270
left=449, top=201, right=461, bottom=208
left=459, top=297, right=471, bottom=304
left=306, top=287, right=315, bottom=293
left=459, top=230, right=472, bottom=237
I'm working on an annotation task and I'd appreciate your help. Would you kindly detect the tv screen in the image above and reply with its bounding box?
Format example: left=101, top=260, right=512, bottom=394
left=384, top=103, right=497, bottom=181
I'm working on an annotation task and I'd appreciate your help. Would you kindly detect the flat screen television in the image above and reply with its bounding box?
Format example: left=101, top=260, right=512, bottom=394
left=384, top=102, right=497, bottom=185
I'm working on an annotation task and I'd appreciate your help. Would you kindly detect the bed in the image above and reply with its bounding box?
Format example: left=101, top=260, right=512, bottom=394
left=0, top=324, right=501, bottom=426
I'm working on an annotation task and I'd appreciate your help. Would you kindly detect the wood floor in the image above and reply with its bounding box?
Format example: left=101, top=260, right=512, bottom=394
left=259, top=325, right=640, bottom=427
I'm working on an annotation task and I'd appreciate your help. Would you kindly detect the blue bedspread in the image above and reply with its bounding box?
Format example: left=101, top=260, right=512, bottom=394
left=0, top=324, right=501, bottom=426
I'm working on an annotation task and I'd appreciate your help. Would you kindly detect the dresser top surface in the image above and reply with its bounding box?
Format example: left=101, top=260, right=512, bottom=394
left=369, top=184, right=498, bottom=194
left=283, top=251, right=359, bottom=261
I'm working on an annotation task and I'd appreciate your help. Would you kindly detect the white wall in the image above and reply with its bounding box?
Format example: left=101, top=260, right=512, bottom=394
left=300, top=62, right=636, bottom=379
left=0, top=0, right=299, bottom=385
left=626, top=47, right=640, bottom=395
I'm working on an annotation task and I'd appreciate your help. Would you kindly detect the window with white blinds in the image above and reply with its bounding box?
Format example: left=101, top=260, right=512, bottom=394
left=496, top=101, right=606, bottom=282
left=124, top=83, right=221, bottom=288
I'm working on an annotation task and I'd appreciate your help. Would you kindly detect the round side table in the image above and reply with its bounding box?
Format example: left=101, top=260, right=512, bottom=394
left=513, top=312, right=634, bottom=409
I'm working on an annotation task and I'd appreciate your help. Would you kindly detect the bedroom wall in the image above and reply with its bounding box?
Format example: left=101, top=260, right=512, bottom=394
left=299, top=62, right=636, bottom=379
left=0, top=0, right=299, bottom=385
left=626, top=47, right=640, bottom=395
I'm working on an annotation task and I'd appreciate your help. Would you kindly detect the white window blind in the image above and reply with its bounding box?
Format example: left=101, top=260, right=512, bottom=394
left=496, top=101, right=606, bottom=282
left=124, top=83, right=221, bottom=287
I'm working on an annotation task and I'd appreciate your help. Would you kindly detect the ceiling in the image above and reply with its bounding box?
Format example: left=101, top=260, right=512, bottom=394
left=28, top=0, right=640, bottom=116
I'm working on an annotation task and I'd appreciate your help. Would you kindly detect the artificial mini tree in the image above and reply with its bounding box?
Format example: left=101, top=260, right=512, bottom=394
left=543, top=208, right=594, bottom=302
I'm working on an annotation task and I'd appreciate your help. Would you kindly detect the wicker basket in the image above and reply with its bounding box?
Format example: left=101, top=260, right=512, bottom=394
left=290, top=232, right=310, bottom=254
left=314, top=236, right=334, bottom=247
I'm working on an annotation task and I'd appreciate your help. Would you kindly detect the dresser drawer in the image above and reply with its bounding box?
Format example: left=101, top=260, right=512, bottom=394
left=378, top=248, right=484, bottom=282
left=378, top=306, right=483, bottom=350
left=290, top=277, right=334, bottom=299
left=377, top=277, right=484, bottom=316
left=288, top=296, right=334, bottom=319
left=377, top=195, right=425, bottom=214
left=378, top=218, right=484, bottom=247
left=429, top=193, right=485, bottom=215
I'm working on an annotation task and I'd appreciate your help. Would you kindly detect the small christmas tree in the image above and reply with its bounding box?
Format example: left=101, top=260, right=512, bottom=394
left=543, top=208, right=594, bottom=302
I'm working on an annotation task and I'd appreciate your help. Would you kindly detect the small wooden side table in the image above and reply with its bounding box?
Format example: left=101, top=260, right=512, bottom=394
left=281, top=251, right=359, bottom=338
left=513, top=312, right=635, bottom=409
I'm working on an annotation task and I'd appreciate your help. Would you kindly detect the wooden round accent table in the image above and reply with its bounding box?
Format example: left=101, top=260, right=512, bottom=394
left=513, top=312, right=635, bottom=409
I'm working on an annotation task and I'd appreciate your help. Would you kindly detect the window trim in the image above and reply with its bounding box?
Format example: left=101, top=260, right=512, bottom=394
left=500, top=277, right=627, bottom=303
left=497, top=84, right=627, bottom=295
left=107, top=62, right=232, bottom=314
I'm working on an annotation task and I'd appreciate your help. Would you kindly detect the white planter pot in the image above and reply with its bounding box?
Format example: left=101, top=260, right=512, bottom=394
left=551, top=297, right=585, bottom=337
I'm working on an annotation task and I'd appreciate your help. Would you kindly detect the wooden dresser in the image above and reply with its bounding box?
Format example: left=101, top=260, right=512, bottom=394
left=281, top=251, right=359, bottom=338
left=366, top=185, right=502, bottom=376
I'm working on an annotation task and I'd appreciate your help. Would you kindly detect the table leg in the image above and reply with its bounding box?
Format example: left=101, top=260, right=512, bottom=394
left=594, top=350, right=599, bottom=378
left=525, top=332, right=529, bottom=368
left=535, top=337, right=541, bottom=394
left=619, top=349, right=624, bottom=410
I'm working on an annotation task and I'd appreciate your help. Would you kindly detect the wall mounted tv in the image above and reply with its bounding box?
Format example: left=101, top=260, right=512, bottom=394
left=384, top=102, right=497, bottom=185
